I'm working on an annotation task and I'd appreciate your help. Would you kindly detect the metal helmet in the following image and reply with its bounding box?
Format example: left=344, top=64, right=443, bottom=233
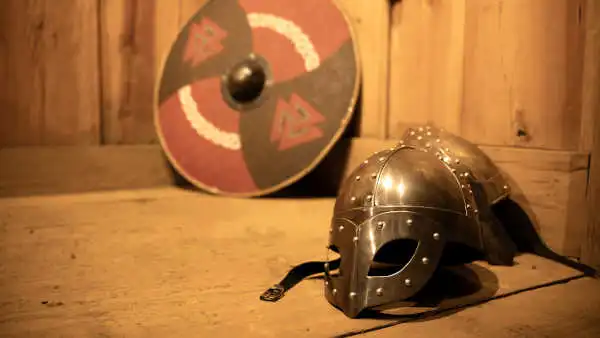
left=400, top=125, right=511, bottom=205
left=323, top=127, right=516, bottom=318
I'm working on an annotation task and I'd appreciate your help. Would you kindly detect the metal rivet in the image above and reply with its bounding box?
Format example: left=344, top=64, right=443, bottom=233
left=451, top=169, right=457, bottom=173
left=324, top=262, right=329, bottom=269
left=329, top=228, right=333, bottom=233
left=464, top=172, right=469, bottom=177
left=353, top=236, right=359, bottom=242
left=426, top=131, right=432, bottom=136
left=406, top=219, right=413, bottom=225
left=339, top=225, right=344, bottom=231
left=504, top=185, right=509, bottom=190
left=349, top=292, right=357, bottom=298
left=366, top=195, right=373, bottom=202
left=376, top=288, right=384, bottom=296
left=404, top=278, right=412, bottom=287
left=379, top=157, right=385, bottom=162
left=443, top=156, right=451, bottom=163
left=436, top=138, right=441, bottom=143
left=371, top=173, right=377, bottom=179
left=445, top=148, right=450, bottom=152
left=399, top=140, right=404, bottom=144
left=355, top=176, right=361, bottom=181
left=333, top=289, right=337, bottom=295
left=376, top=221, right=386, bottom=230
left=425, top=142, right=431, bottom=147
left=325, top=280, right=329, bottom=286
left=422, top=257, right=429, bottom=265
left=410, top=131, right=415, bottom=136
left=417, top=136, right=422, bottom=140
left=474, top=209, right=479, bottom=214
left=461, top=184, right=466, bottom=189
left=433, top=233, right=440, bottom=240
left=455, top=159, right=461, bottom=164
left=466, top=204, right=471, bottom=209
left=418, top=127, right=424, bottom=132
left=363, top=160, right=368, bottom=164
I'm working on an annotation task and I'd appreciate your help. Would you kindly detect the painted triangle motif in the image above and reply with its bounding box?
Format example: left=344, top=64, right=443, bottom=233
left=270, top=94, right=326, bottom=151
left=183, top=17, right=228, bottom=67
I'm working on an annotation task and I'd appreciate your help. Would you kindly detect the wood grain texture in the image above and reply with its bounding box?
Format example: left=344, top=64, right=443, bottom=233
left=0, top=0, right=101, bottom=146
left=581, top=0, right=600, bottom=270
left=0, top=138, right=590, bottom=257
left=99, top=0, right=157, bottom=144
left=339, top=0, right=390, bottom=138
left=579, top=0, right=600, bottom=152
left=462, top=0, right=586, bottom=149
left=0, top=188, right=594, bottom=337
left=388, top=0, right=466, bottom=136
left=0, top=146, right=175, bottom=197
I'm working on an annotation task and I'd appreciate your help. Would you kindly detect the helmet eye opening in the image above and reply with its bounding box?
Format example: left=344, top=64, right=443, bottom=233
left=368, top=239, right=418, bottom=277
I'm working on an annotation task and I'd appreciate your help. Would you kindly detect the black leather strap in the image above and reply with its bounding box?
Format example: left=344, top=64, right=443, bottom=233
left=260, top=258, right=341, bottom=302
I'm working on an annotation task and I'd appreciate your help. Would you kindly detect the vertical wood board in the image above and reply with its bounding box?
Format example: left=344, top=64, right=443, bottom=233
left=581, top=0, right=600, bottom=270
left=462, top=0, right=586, bottom=149
left=0, top=0, right=101, bottom=146
left=99, top=0, right=157, bottom=144
left=388, top=0, right=466, bottom=137
left=338, top=0, right=390, bottom=138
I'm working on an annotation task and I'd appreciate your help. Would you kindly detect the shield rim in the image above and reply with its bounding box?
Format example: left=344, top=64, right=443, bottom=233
left=153, top=0, right=362, bottom=197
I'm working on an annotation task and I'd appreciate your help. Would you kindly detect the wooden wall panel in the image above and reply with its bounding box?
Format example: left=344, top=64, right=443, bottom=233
left=581, top=0, right=600, bottom=270
left=338, top=0, right=390, bottom=138
left=388, top=0, right=466, bottom=137
left=388, top=0, right=587, bottom=151
left=99, top=0, right=157, bottom=144
left=580, top=0, right=600, bottom=152
left=0, top=0, right=101, bottom=146
left=462, top=0, right=586, bottom=149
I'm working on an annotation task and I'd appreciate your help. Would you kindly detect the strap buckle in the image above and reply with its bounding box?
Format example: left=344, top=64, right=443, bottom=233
left=259, top=284, right=286, bottom=302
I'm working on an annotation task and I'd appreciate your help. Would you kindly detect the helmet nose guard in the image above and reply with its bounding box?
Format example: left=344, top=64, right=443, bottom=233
left=324, top=212, right=446, bottom=318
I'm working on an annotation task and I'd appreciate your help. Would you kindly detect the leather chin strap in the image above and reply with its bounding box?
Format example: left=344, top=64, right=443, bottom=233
left=260, top=258, right=340, bottom=302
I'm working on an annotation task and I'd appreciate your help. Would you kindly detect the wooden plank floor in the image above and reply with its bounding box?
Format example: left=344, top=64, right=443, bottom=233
left=0, top=187, right=599, bottom=337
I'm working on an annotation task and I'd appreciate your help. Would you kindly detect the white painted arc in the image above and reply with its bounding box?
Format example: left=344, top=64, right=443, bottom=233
left=247, top=12, right=321, bottom=72
left=177, top=85, right=242, bottom=151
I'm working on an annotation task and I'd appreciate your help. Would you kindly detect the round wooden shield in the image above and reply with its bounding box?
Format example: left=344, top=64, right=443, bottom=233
left=155, top=0, right=360, bottom=197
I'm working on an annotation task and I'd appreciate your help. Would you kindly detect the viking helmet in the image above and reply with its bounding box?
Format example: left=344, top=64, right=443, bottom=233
left=400, top=125, right=511, bottom=204
left=323, top=125, right=516, bottom=318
